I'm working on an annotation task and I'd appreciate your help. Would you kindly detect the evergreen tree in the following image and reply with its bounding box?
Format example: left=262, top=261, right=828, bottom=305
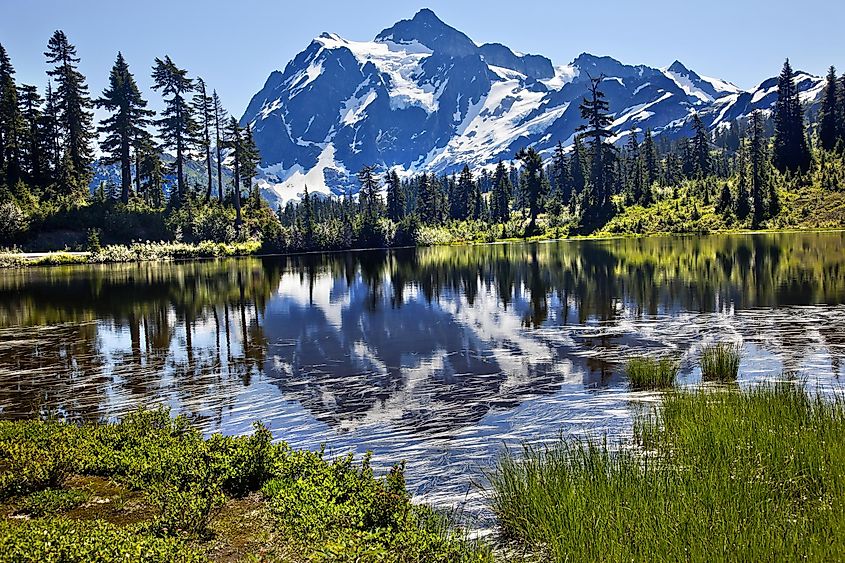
left=223, top=116, right=244, bottom=227
left=717, top=181, right=733, bottom=216
left=551, top=142, right=571, bottom=202
left=818, top=66, right=839, bottom=151
left=490, top=160, right=512, bottom=223
left=772, top=59, right=811, bottom=173
left=734, top=142, right=750, bottom=220
left=385, top=168, right=405, bottom=221
left=357, top=165, right=381, bottom=220
left=18, top=84, right=44, bottom=185
left=96, top=52, right=153, bottom=203
left=300, top=184, right=314, bottom=246
left=569, top=135, right=586, bottom=208
left=45, top=30, right=94, bottom=194
left=0, top=43, right=23, bottom=187
left=577, top=76, right=616, bottom=230
left=416, top=172, right=437, bottom=224
left=151, top=56, right=195, bottom=200
left=40, top=82, right=62, bottom=183
left=749, top=111, right=769, bottom=227
left=691, top=113, right=710, bottom=177
left=641, top=129, right=658, bottom=205
left=624, top=131, right=643, bottom=203
left=212, top=90, right=227, bottom=201
left=515, top=146, right=547, bottom=230
left=192, top=77, right=214, bottom=201
left=241, top=124, right=261, bottom=207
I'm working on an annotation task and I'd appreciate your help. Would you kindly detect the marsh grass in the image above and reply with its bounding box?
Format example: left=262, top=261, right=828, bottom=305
left=700, top=342, right=742, bottom=381
left=626, top=356, right=679, bottom=389
left=489, top=384, right=845, bottom=562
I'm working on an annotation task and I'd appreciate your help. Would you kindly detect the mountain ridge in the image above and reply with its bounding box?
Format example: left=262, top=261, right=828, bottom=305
left=240, top=9, right=825, bottom=207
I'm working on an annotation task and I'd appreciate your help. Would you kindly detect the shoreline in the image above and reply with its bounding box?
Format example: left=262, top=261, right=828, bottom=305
left=2, top=227, right=843, bottom=270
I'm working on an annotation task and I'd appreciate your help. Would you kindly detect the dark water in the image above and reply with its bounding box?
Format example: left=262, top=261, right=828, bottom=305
left=1, top=232, right=845, bottom=516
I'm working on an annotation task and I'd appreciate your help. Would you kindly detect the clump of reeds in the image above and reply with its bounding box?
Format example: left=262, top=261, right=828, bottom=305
left=626, top=356, right=679, bottom=390
left=700, top=342, right=742, bottom=382
left=489, top=384, right=845, bottom=562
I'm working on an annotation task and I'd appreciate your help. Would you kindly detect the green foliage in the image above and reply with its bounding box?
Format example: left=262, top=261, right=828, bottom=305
left=491, top=384, right=845, bottom=562
left=0, top=409, right=489, bottom=561
left=700, top=342, right=742, bottom=382
left=17, top=488, right=89, bottom=517
left=0, top=518, right=205, bottom=562
left=626, top=356, right=679, bottom=389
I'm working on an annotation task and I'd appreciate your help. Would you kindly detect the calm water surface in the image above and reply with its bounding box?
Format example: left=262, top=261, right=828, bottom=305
left=1, top=232, right=844, bottom=518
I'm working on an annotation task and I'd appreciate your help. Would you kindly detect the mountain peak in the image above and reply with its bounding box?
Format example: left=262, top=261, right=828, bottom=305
left=375, top=9, right=477, bottom=56
left=667, top=60, right=690, bottom=75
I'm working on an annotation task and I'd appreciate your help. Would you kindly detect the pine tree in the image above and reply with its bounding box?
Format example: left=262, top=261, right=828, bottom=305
left=151, top=56, right=195, bottom=200
left=357, top=165, right=381, bottom=220
left=385, top=168, right=404, bottom=221
left=18, top=84, right=44, bottom=186
left=223, top=116, right=244, bottom=227
left=717, top=181, right=733, bottom=216
left=577, top=76, right=616, bottom=230
left=569, top=135, right=586, bottom=208
left=300, top=184, right=314, bottom=247
left=641, top=129, right=658, bottom=204
left=818, top=66, right=839, bottom=151
left=515, top=146, right=547, bottom=230
left=96, top=52, right=154, bottom=204
left=772, top=59, right=811, bottom=173
left=40, top=82, right=62, bottom=183
left=749, top=111, right=769, bottom=227
left=212, top=90, right=227, bottom=202
left=192, top=77, right=214, bottom=201
left=490, top=160, right=512, bottom=223
left=45, top=30, right=94, bottom=194
left=0, top=43, right=24, bottom=188
left=416, top=172, right=437, bottom=224
left=734, top=142, right=750, bottom=220
left=241, top=124, right=261, bottom=207
left=691, top=113, right=710, bottom=177
left=624, top=131, right=643, bottom=203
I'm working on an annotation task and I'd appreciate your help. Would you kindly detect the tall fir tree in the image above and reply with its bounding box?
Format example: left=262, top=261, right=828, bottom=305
left=749, top=111, right=769, bottom=227
left=416, top=172, right=437, bottom=224
left=818, top=66, right=839, bottom=151
left=515, top=146, right=548, bottom=230
left=690, top=113, right=710, bottom=177
left=0, top=43, right=24, bottom=188
left=223, top=116, right=244, bottom=227
left=490, top=160, right=512, bottom=223
left=357, top=165, right=381, bottom=220
left=212, top=90, right=227, bottom=202
left=151, top=56, right=195, bottom=200
left=577, top=76, right=615, bottom=230
left=96, top=52, right=154, bottom=204
left=18, top=84, right=44, bottom=186
left=772, top=59, right=811, bottom=173
left=192, top=77, right=214, bottom=201
left=45, top=30, right=94, bottom=194
left=385, top=168, right=404, bottom=221
left=641, top=129, right=658, bottom=205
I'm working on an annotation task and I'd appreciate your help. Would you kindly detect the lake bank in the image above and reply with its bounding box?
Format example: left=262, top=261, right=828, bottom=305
left=3, top=380, right=843, bottom=561
left=3, top=226, right=844, bottom=269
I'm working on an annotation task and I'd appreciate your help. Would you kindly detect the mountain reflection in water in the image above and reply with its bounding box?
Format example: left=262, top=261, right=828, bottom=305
left=1, top=232, right=844, bottom=513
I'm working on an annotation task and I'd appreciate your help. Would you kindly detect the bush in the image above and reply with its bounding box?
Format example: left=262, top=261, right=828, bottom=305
left=700, top=342, right=742, bottom=382
left=17, top=488, right=89, bottom=517
left=0, top=519, right=205, bottom=563
left=0, top=201, right=29, bottom=244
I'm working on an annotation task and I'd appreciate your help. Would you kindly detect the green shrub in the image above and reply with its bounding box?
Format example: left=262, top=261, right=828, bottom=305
left=0, top=519, right=205, bottom=562
left=700, top=342, right=742, bottom=382
left=17, top=488, right=90, bottom=517
left=626, top=356, right=679, bottom=389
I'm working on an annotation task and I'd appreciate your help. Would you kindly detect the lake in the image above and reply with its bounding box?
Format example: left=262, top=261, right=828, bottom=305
left=1, top=232, right=844, bottom=519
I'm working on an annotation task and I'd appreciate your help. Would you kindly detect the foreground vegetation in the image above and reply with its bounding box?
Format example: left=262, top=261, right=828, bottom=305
left=490, top=383, right=845, bottom=562
left=0, top=409, right=490, bottom=562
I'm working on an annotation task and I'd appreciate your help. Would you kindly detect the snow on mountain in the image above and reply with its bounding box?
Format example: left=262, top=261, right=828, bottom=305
left=241, top=9, right=825, bottom=204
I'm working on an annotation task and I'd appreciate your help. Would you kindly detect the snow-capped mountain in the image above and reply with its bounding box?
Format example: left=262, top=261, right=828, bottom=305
left=241, top=9, right=825, bottom=205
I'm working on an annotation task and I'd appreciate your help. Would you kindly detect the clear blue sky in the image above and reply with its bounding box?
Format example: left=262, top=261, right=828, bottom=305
left=2, top=0, right=842, bottom=119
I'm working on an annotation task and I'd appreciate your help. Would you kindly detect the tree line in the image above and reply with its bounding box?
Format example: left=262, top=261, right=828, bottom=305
left=1, top=37, right=842, bottom=251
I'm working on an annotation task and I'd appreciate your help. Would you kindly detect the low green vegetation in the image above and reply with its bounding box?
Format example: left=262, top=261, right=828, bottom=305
left=626, top=356, right=679, bottom=389
left=701, top=342, right=743, bottom=382
left=490, top=383, right=845, bottom=562
left=0, top=408, right=490, bottom=562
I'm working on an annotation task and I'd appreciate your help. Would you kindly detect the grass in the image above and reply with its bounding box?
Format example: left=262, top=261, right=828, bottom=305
left=700, top=342, right=742, bottom=382
left=489, top=383, right=845, bottom=562
left=0, top=408, right=491, bottom=562
left=626, top=356, right=679, bottom=389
